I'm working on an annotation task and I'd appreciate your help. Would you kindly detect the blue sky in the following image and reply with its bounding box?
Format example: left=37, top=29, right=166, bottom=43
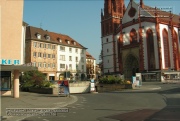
left=23, top=0, right=180, bottom=64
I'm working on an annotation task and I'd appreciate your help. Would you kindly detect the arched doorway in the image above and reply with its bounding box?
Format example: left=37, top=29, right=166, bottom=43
left=123, top=54, right=139, bottom=80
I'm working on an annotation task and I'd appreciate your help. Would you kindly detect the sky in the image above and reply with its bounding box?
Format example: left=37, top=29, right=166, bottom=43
left=23, top=0, right=180, bottom=64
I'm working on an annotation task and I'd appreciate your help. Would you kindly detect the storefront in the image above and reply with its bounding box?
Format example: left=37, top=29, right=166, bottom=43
left=1, top=65, right=37, bottom=98
left=1, top=71, right=11, bottom=92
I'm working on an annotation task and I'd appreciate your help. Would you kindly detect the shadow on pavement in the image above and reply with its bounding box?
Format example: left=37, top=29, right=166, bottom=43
left=104, top=85, right=180, bottom=121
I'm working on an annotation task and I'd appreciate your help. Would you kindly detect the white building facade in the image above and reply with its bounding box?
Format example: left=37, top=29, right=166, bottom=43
left=48, top=32, right=87, bottom=81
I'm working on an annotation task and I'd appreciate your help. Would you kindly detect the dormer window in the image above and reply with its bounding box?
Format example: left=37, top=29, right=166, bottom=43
left=57, top=37, right=62, bottom=42
left=74, top=42, right=76, bottom=45
left=36, top=33, right=41, bottom=39
left=45, top=34, right=50, bottom=41
left=65, top=39, right=70, bottom=44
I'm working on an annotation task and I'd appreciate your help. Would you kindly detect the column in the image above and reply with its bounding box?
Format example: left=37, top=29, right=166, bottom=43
left=13, top=70, right=20, bottom=98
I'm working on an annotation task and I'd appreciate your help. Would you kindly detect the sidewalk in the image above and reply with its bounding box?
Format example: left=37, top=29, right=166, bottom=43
left=121, top=82, right=162, bottom=92
left=1, top=91, right=78, bottom=121
left=133, top=84, right=161, bottom=91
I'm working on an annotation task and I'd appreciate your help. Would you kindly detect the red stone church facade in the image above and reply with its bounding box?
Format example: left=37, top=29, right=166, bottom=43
left=101, top=0, right=180, bottom=81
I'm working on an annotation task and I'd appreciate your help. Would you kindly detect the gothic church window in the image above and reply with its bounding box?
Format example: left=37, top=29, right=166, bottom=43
left=146, top=29, right=155, bottom=69
left=130, top=28, right=137, bottom=43
left=162, top=29, right=170, bottom=68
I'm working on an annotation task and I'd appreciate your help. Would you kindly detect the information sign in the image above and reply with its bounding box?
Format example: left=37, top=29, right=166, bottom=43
left=58, top=80, right=70, bottom=97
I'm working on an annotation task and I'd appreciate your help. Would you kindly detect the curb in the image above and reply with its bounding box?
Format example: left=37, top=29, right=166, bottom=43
left=132, top=86, right=161, bottom=91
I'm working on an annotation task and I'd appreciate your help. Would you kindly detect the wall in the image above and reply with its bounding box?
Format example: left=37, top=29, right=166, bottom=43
left=69, top=81, right=90, bottom=93
left=1, top=0, right=23, bottom=63
left=102, top=34, right=114, bottom=73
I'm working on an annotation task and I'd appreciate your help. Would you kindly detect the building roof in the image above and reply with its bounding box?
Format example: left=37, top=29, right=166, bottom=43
left=26, top=26, right=50, bottom=41
left=26, top=26, right=87, bottom=49
left=23, top=21, right=28, bottom=26
left=48, top=31, right=87, bottom=49
left=142, top=5, right=180, bottom=25
left=86, top=51, right=95, bottom=60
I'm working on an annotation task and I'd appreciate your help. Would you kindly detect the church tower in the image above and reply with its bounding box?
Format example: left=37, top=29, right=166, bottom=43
left=101, top=0, right=125, bottom=36
left=101, top=0, right=125, bottom=75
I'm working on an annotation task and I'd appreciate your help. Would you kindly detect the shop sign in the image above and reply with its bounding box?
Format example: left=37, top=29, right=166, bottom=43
left=0, top=59, right=20, bottom=65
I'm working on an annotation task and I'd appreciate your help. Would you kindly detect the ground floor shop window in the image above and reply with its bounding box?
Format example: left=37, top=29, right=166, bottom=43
left=0, top=71, right=11, bottom=91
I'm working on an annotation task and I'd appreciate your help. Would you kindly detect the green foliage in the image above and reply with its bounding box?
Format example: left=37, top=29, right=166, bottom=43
left=98, top=75, right=122, bottom=84
left=21, top=70, right=50, bottom=89
left=42, top=81, right=53, bottom=87
left=121, top=80, right=132, bottom=84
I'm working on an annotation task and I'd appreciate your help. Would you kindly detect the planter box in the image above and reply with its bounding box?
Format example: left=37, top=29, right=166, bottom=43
left=28, top=81, right=91, bottom=94
left=96, top=84, right=132, bottom=92
left=69, top=81, right=90, bottom=93
left=29, top=87, right=54, bottom=94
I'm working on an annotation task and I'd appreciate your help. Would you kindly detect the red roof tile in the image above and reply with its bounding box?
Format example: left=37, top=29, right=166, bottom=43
left=26, top=26, right=87, bottom=49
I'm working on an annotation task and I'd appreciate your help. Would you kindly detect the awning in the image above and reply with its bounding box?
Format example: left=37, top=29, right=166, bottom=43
left=1, top=65, right=38, bottom=72
left=141, top=73, right=156, bottom=75
left=163, top=72, right=180, bottom=74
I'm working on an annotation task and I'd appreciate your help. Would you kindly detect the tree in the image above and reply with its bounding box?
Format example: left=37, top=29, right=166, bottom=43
left=22, top=70, right=46, bottom=88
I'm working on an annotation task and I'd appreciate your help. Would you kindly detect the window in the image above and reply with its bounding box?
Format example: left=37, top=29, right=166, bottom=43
left=74, top=42, right=76, bottom=45
left=163, top=29, right=170, bottom=68
left=107, top=49, right=109, bottom=52
left=43, top=63, right=46, bottom=68
left=52, top=63, right=55, bottom=68
left=43, top=53, right=46, bottom=58
left=1, top=71, right=11, bottom=91
left=106, top=38, right=108, bottom=42
left=69, top=48, right=72, bottom=52
left=76, top=57, right=78, bottom=62
left=48, top=63, right=51, bottom=68
left=37, top=43, right=40, bottom=48
left=57, top=38, right=62, bottom=43
left=81, top=57, right=84, bottom=63
left=60, top=46, right=65, bottom=51
left=81, top=49, right=84, bottom=54
left=38, top=52, right=42, bottom=57
left=82, top=65, right=84, bottom=71
left=32, top=62, right=36, bottom=67
left=67, top=41, right=70, bottom=44
left=48, top=54, right=51, bottom=58
left=33, top=42, right=37, bottom=47
left=60, top=55, right=65, bottom=61
left=130, top=28, right=138, bottom=43
left=45, top=35, right=50, bottom=40
left=60, top=64, right=65, bottom=69
left=146, top=29, right=155, bottom=69
left=52, top=54, right=55, bottom=58
left=44, top=44, right=46, bottom=48
left=38, top=62, right=42, bottom=68
left=75, top=48, right=78, bottom=53
left=69, top=56, right=72, bottom=61
left=40, top=43, right=44, bottom=48
left=48, top=44, right=51, bottom=49
left=33, top=52, right=37, bottom=57
left=69, top=64, right=72, bottom=70
left=36, top=33, right=41, bottom=39
left=52, top=45, right=56, bottom=49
